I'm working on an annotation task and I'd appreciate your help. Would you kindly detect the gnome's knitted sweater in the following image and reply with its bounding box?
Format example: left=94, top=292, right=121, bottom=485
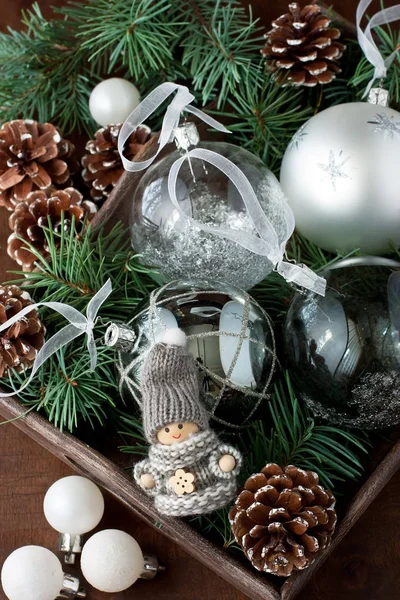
left=134, top=430, right=242, bottom=517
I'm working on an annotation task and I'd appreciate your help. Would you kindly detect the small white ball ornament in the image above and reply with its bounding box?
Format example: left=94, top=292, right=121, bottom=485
left=1, top=546, right=63, bottom=600
left=89, top=78, right=141, bottom=126
left=80, top=529, right=144, bottom=593
left=43, top=476, right=105, bottom=535
left=280, top=101, right=400, bottom=254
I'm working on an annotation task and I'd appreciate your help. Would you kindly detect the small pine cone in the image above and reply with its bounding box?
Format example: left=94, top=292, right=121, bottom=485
left=7, top=188, right=97, bottom=271
left=261, top=3, right=346, bottom=87
left=82, top=124, right=151, bottom=203
left=229, top=463, right=336, bottom=577
left=0, top=120, right=79, bottom=211
left=0, top=284, right=45, bottom=377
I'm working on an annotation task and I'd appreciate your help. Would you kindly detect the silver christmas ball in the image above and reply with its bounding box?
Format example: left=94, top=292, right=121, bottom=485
left=280, top=102, right=400, bottom=254
left=107, top=281, right=276, bottom=427
left=131, top=140, right=289, bottom=290
left=284, top=257, right=400, bottom=429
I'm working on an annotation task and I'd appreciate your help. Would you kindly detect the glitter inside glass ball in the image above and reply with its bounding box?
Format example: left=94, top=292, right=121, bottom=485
left=284, top=258, right=400, bottom=428
left=115, top=281, right=276, bottom=427
left=131, top=142, right=289, bottom=290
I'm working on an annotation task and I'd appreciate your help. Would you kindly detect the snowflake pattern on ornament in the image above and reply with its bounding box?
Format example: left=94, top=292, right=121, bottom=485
left=318, top=151, right=350, bottom=192
left=288, top=124, right=308, bottom=151
left=367, top=113, right=400, bottom=138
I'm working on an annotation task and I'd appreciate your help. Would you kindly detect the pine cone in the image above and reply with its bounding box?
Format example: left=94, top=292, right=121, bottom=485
left=229, top=463, right=336, bottom=577
left=7, top=188, right=97, bottom=271
left=82, top=124, right=151, bottom=203
left=0, top=284, right=45, bottom=377
left=0, top=120, right=79, bottom=211
left=261, top=3, right=346, bottom=87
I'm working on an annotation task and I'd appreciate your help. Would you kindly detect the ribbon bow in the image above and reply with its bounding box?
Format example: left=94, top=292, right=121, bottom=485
left=0, top=279, right=112, bottom=398
left=357, top=0, right=400, bottom=96
left=118, top=82, right=326, bottom=296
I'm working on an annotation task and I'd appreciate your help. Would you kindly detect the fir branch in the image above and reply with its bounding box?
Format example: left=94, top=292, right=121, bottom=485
left=0, top=3, right=97, bottom=134
left=215, top=71, right=312, bottom=174
left=59, top=0, right=179, bottom=82
left=3, top=219, right=158, bottom=432
left=179, top=0, right=264, bottom=107
left=349, top=24, right=400, bottom=104
left=240, top=373, right=370, bottom=490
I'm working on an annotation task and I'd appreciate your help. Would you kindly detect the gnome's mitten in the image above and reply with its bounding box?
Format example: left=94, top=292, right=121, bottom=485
left=133, top=329, right=242, bottom=517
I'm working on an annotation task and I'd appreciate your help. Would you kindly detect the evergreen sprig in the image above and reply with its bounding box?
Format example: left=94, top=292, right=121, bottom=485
left=349, top=24, right=400, bottom=104
left=214, top=72, right=313, bottom=173
left=2, top=220, right=157, bottom=432
left=179, top=0, right=264, bottom=107
left=58, top=0, right=179, bottom=82
left=0, top=4, right=96, bottom=135
left=241, top=373, right=370, bottom=491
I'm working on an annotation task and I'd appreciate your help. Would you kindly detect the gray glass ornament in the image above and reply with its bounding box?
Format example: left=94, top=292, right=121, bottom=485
left=130, top=135, right=289, bottom=291
left=284, top=257, right=400, bottom=429
left=106, top=281, right=276, bottom=428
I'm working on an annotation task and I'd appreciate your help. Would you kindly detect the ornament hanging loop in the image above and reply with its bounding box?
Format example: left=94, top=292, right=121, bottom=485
left=356, top=0, right=400, bottom=97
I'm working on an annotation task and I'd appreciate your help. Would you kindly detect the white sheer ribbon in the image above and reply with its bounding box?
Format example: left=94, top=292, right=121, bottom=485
left=0, top=279, right=112, bottom=398
left=118, top=82, right=326, bottom=296
left=357, top=0, right=400, bottom=96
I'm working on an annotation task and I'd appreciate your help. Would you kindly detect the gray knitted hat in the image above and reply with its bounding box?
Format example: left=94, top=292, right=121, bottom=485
left=141, top=329, right=209, bottom=443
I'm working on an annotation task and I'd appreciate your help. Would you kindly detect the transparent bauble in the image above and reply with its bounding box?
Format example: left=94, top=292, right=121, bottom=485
left=130, top=135, right=289, bottom=290
left=284, top=258, right=400, bottom=429
left=112, top=281, right=276, bottom=427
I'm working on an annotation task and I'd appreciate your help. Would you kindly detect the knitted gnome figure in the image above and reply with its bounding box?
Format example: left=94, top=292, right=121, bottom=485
left=134, top=329, right=242, bottom=517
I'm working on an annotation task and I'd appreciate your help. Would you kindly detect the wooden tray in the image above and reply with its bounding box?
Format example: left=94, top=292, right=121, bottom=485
left=0, top=396, right=399, bottom=600
left=1, top=134, right=400, bottom=599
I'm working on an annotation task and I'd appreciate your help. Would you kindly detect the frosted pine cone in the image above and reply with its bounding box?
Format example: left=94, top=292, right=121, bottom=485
left=0, top=120, right=79, bottom=210
left=262, top=3, right=345, bottom=86
left=7, top=188, right=97, bottom=271
left=0, top=284, right=45, bottom=377
left=82, top=124, right=151, bottom=203
left=229, top=463, right=336, bottom=577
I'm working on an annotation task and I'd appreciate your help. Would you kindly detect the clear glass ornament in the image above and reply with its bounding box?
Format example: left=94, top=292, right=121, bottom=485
left=108, top=281, right=276, bottom=427
left=284, top=257, right=400, bottom=429
left=130, top=125, right=289, bottom=290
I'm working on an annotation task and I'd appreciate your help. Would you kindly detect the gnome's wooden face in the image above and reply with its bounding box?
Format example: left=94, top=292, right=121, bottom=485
left=156, top=422, right=200, bottom=445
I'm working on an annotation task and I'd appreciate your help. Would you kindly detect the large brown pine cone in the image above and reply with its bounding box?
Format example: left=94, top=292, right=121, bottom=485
left=82, top=124, right=151, bottom=203
left=261, top=3, right=345, bottom=87
left=0, top=120, right=79, bottom=211
left=0, top=285, right=45, bottom=377
left=7, top=188, right=97, bottom=271
left=229, top=463, right=337, bottom=577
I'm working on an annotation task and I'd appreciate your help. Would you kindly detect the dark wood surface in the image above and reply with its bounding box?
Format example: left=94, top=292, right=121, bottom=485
left=0, top=1, right=399, bottom=599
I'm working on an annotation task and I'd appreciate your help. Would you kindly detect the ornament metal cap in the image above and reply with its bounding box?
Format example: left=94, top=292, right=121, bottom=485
left=173, top=122, right=200, bottom=151
left=367, top=86, right=389, bottom=106
left=57, top=573, right=86, bottom=599
left=140, top=554, right=166, bottom=580
left=104, top=323, right=136, bottom=352
left=58, top=533, right=83, bottom=565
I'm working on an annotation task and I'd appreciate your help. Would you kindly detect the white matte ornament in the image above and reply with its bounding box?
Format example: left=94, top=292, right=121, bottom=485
left=1, top=546, right=64, bottom=600
left=80, top=529, right=144, bottom=593
left=43, top=476, right=105, bottom=535
left=280, top=101, right=400, bottom=254
left=89, top=78, right=141, bottom=127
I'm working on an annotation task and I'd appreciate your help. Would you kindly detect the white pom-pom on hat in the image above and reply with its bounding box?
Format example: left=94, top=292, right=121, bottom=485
left=160, top=328, right=187, bottom=347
